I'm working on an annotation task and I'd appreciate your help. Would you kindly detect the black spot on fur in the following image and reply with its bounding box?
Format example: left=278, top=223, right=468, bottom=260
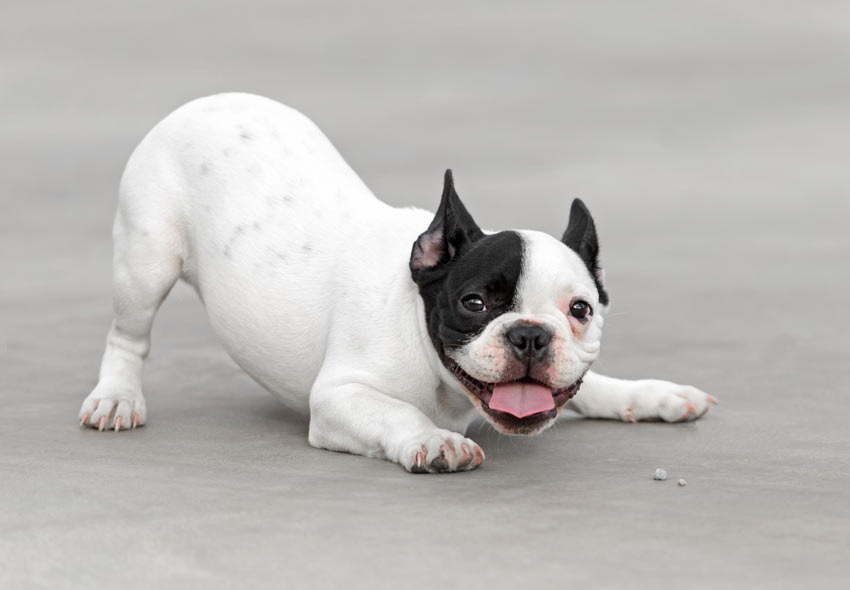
left=222, top=225, right=247, bottom=258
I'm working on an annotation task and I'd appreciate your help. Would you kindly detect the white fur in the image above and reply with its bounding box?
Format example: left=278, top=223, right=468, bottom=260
left=79, top=93, right=713, bottom=472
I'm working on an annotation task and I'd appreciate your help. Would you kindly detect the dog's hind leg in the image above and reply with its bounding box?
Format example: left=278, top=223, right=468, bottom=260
left=79, top=177, right=184, bottom=431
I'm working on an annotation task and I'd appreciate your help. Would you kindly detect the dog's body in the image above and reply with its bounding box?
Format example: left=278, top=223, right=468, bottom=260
left=80, top=93, right=713, bottom=472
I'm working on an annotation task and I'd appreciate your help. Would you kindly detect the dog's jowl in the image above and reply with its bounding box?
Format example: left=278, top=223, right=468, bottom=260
left=79, top=93, right=714, bottom=473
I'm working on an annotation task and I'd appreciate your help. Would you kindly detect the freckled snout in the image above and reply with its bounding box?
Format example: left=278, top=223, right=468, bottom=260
left=505, top=324, right=552, bottom=363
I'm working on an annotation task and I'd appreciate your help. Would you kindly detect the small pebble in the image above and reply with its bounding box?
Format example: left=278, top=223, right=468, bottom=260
left=653, top=468, right=667, bottom=481
left=678, top=479, right=686, bottom=487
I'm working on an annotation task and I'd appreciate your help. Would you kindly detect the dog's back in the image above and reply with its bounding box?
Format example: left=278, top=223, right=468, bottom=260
left=104, top=93, right=428, bottom=411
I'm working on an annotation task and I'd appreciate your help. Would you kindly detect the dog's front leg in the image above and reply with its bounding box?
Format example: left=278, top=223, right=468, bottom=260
left=566, top=371, right=717, bottom=422
left=308, top=382, right=484, bottom=473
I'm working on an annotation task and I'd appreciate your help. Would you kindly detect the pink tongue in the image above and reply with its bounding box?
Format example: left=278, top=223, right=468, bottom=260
left=489, top=382, right=555, bottom=418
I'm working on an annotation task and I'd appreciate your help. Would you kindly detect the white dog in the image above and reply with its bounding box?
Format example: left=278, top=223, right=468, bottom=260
left=79, top=93, right=714, bottom=473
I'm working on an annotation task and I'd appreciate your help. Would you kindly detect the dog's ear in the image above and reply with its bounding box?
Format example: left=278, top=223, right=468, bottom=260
left=562, top=198, right=609, bottom=306
left=410, top=169, right=484, bottom=280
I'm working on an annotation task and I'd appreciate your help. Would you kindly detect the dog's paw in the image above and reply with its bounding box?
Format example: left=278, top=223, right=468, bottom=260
left=624, top=380, right=716, bottom=423
left=399, top=430, right=484, bottom=474
left=79, top=381, right=147, bottom=431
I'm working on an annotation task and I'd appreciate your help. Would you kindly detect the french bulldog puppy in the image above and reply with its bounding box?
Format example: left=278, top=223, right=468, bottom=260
left=79, top=93, right=714, bottom=473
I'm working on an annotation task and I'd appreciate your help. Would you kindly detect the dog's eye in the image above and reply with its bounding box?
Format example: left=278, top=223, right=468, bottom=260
left=569, top=300, right=591, bottom=322
left=461, top=295, right=487, bottom=313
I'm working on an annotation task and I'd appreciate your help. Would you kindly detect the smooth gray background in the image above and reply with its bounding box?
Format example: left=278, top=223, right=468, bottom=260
left=2, top=1, right=849, bottom=588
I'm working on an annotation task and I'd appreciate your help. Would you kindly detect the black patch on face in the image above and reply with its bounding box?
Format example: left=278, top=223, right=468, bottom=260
left=410, top=170, right=523, bottom=360
left=561, top=198, right=609, bottom=306
left=422, top=231, right=523, bottom=355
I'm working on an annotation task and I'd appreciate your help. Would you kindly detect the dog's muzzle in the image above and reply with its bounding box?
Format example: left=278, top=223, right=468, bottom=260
left=446, top=357, right=582, bottom=434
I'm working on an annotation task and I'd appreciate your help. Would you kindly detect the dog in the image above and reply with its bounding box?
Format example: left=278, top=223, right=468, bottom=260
left=79, top=93, right=714, bottom=473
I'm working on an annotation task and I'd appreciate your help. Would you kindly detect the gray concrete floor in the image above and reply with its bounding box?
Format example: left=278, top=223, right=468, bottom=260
left=2, top=1, right=849, bottom=588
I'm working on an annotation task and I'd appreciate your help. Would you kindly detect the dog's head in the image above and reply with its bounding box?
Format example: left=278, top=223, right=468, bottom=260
left=410, top=170, right=608, bottom=435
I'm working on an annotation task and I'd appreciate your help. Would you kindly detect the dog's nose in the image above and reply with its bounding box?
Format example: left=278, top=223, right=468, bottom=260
left=506, top=324, right=552, bottom=361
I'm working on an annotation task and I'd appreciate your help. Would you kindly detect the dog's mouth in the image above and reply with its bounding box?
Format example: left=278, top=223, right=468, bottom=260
left=446, top=359, right=582, bottom=434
